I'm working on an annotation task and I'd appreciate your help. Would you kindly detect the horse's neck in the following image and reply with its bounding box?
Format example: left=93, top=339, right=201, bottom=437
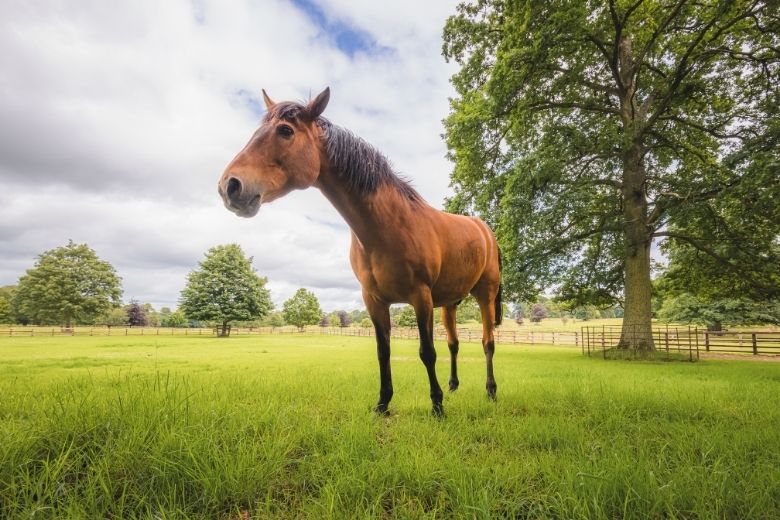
left=315, top=167, right=414, bottom=249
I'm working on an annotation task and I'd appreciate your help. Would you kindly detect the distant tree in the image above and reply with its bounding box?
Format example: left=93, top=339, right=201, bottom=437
left=658, top=294, right=780, bottom=332
left=263, top=311, right=285, bottom=327
left=162, top=310, right=187, bottom=328
left=573, top=305, right=601, bottom=321
left=514, top=305, right=525, bottom=326
left=282, top=288, right=322, bottom=331
left=328, top=312, right=341, bottom=327
left=14, top=240, right=122, bottom=327
left=455, top=296, right=482, bottom=324
left=319, top=314, right=329, bottom=327
left=0, top=285, right=15, bottom=323
left=179, top=244, right=272, bottom=337
left=360, top=317, right=373, bottom=328
left=530, top=303, right=547, bottom=323
left=142, top=303, right=161, bottom=327
left=95, top=307, right=128, bottom=327
left=126, top=300, right=148, bottom=327
left=350, top=309, right=369, bottom=324
left=159, top=306, right=173, bottom=323
left=0, top=297, right=12, bottom=324
left=337, top=310, right=351, bottom=328
left=396, top=305, right=418, bottom=327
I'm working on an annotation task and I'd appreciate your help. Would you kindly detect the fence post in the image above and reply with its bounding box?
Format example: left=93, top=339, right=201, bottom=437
left=705, top=331, right=710, bottom=352
left=752, top=333, right=758, bottom=355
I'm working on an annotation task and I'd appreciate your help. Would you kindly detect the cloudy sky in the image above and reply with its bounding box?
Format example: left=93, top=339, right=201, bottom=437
left=0, top=0, right=460, bottom=312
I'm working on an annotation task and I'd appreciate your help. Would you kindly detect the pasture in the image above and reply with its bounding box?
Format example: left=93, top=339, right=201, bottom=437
left=1, top=335, right=779, bottom=519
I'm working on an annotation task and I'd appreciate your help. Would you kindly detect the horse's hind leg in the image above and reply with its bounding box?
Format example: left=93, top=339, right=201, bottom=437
left=364, top=290, right=393, bottom=415
left=476, top=291, right=498, bottom=400
left=441, top=305, right=459, bottom=392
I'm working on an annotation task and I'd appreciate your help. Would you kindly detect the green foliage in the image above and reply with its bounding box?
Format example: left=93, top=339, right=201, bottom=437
left=179, top=244, right=272, bottom=335
left=94, top=308, right=129, bottom=327
left=456, top=296, right=482, bottom=324
left=359, top=317, right=372, bottom=328
left=258, top=311, right=285, bottom=328
left=573, top=305, right=602, bottom=321
left=327, top=312, right=341, bottom=327
left=14, top=240, right=122, bottom=326
left=396, top=305, right=417, bottom=327
left=0, top=286, right=14, bottom=324
left=442, top=1, right=780, bottom=323
left=142, top=303, right=161, bottom=327
left=282, top=289, right=322, bottom=330
left=658, top=293, right=780, bottom=330
left=161, top=310, right=187, bottom=328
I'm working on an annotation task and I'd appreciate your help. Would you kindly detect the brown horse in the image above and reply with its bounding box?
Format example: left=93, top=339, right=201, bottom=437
left=218, top=87, right=502, bottom=416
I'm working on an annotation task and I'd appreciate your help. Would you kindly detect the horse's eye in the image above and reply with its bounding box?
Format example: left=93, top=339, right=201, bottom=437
left=277, top=125, right=294, bottom=139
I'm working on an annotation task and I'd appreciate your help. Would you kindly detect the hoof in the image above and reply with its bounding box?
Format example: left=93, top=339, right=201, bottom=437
left=487, top=385, right=497, bottom=401
left=431, top=402, right=445, bottom=418
left=374, top=403, right=390, bottom=416
left=448, top=379, right=459, bottom=392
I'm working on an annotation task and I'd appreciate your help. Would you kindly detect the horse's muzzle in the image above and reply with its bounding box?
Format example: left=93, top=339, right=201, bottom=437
left=219, top=176, right=261, bottom=218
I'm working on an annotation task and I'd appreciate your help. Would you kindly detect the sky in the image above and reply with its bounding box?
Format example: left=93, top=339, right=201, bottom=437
left=0, top=0, right=460, bottom=312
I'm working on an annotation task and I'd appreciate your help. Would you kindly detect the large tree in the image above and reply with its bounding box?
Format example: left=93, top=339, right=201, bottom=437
left=443, top=0, right=779, bottom=349
left=14, top=241, right=122, bottom=327
left=179, top=244, right=272, bottom=336
left=282, top=288, right=323, bottom=331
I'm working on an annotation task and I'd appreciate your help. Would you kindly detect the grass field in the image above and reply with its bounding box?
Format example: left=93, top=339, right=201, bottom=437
left=1, top=335, right=779, bottom=519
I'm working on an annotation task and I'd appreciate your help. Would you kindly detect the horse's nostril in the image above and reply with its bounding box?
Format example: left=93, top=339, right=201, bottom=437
left=226, top=177, right=242, bottom=200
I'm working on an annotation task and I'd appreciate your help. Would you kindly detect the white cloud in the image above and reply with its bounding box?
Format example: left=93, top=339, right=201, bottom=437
left=0, top=0, right=459, bottom=311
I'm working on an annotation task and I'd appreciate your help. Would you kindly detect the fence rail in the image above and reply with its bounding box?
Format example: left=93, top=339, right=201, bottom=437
left=4, top=325, right=777, bottom=356
left=581, top=325, right=780, bottom=358
left=0, top=324, right=583, bottom=346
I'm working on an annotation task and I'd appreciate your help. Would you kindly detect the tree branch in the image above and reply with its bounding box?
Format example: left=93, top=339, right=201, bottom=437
left=527, top=101, right=621, bottom=115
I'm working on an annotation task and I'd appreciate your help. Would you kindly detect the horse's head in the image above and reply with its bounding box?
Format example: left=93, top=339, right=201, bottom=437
left=218, top=87, right=330, bottom=217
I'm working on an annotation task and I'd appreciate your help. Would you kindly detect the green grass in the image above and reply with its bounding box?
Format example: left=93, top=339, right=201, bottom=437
left=1, top=335, right=779, bottom=519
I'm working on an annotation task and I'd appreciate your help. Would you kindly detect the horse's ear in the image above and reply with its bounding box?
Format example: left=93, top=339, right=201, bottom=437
left=306, top=87, right=330, bottom=119
left=262, top=89, right=275, bottom=109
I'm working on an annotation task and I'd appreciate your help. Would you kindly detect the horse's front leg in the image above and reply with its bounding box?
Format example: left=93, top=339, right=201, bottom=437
left=411, top=288, right=444, bottom=416
left=364, top=291, right=393, bottom=415
left=441, top=305, right=460, bottom=392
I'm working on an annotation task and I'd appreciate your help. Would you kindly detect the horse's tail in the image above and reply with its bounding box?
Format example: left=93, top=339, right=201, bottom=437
left=494, top=247, right=503, bottom=327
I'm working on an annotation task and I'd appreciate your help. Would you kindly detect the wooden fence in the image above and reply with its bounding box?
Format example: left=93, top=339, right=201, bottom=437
left=581, top=325, right=780, bottom=357
left=4, top=324, right=777, bottom=356
left=0, top=324, right=582, bottom=346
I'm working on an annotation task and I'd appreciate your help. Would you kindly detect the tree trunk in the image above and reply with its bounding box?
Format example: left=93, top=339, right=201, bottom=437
left=620, top=235, right=655, bottom=350
left=707, top=321, right=723, bottom=333
left=219, top=320, right=230, bottom=337
left=619, top=146, right=655, bottom=351
left=617, top=36, right=655, bottom=351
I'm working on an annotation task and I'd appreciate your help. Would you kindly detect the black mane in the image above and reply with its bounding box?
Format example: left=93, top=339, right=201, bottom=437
left=265, top=102, right=423, bottom=202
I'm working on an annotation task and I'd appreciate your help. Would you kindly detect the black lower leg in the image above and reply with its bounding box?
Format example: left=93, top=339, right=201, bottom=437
left=484, top=339, right=497, bottom=400
left=420, top=344, right=444, bottom=416
left=448, top=340, right=459, bottom=391
left=374, top=332, right=393, bottom=415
